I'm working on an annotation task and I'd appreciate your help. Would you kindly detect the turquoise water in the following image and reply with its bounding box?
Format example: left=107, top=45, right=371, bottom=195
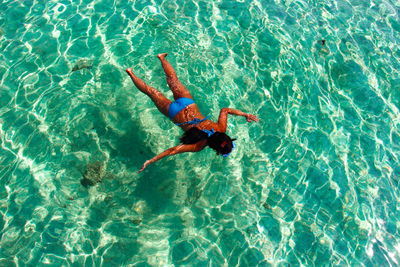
left=1, top=0, right=400, bottom=265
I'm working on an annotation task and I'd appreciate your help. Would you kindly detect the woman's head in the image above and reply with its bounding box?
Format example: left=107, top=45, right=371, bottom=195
left=180, top=128, right=236, bottom=156
left=207, top=132, right=236, bottom=156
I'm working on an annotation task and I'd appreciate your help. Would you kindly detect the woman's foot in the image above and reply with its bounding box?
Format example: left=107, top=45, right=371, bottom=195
left=157, top=53, right=168, bottom=60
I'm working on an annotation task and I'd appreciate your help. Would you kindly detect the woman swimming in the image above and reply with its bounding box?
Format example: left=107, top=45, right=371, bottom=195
left=126, top=53, right=259, bottom=173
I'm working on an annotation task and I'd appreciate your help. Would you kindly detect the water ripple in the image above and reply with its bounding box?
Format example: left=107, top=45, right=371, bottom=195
left=1, top=0, right=400, bottom=265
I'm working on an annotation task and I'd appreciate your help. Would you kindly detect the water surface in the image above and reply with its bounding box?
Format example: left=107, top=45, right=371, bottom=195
left=1, top=0, right=400, bottom=265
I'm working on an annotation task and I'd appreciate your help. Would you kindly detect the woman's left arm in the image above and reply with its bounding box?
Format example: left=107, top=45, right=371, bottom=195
left=217, top=108, right=259, bottom=132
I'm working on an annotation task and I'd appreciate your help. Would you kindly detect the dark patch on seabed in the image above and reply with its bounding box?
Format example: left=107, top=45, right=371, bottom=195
left=72, top=58, right=93, bottom=72
left=80, top=161, right=106, bottom=187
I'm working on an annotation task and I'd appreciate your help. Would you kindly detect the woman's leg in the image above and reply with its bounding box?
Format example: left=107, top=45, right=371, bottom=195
left=126, top=68, right=171, bottom=117
left=157, top=53, right=193, bottom=100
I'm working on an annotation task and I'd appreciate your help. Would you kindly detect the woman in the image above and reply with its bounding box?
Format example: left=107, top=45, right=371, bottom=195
left=126, top=53, right=259, bottom=173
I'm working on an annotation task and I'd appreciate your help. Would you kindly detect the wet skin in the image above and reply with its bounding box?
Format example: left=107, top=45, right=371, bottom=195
left=126, top=53, right=259, bottom=173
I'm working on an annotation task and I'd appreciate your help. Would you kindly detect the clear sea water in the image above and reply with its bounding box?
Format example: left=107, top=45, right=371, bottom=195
left=1, top=0, right=400, bottom=266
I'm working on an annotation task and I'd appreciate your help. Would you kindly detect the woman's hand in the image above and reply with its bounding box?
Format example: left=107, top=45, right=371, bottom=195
left=245, top=113, right=259, bottom=123
left=137, top=144, right=203, bottom=174
left=138, top=160, right=151, bottom=173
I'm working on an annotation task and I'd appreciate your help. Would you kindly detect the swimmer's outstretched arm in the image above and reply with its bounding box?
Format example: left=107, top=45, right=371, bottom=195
left=217, top=108, right=259, bottom=132
left=137, top=142, right=206, bottom=173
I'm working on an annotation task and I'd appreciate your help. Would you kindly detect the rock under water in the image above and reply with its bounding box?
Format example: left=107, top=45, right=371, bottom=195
left=80, top=161, right=105, bottom=187
left=72, top=58, right=93, bottom=72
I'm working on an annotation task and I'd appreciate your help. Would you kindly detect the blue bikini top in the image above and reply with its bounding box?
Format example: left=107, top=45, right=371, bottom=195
left=201, top=128, right=215, bottom=137
left=175, top=115, right=211, bottom=126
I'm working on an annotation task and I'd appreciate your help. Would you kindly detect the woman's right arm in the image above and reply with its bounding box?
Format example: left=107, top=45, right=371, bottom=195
left=138, top=141, right=206, bottom=173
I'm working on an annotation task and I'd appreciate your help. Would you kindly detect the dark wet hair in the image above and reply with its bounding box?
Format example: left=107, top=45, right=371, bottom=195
left=180, top=127, right=236, bottom=155
left=207, top=131, right=236, bottom=155
left=180, top=127, right=208, bottom=144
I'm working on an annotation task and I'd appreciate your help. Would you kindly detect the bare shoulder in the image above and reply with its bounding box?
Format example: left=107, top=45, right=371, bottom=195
left=194, top=139, right=208, bottom=151
left=199, top=120, right=223, bottom=132
left=177, top=140, right=207, bottom=153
